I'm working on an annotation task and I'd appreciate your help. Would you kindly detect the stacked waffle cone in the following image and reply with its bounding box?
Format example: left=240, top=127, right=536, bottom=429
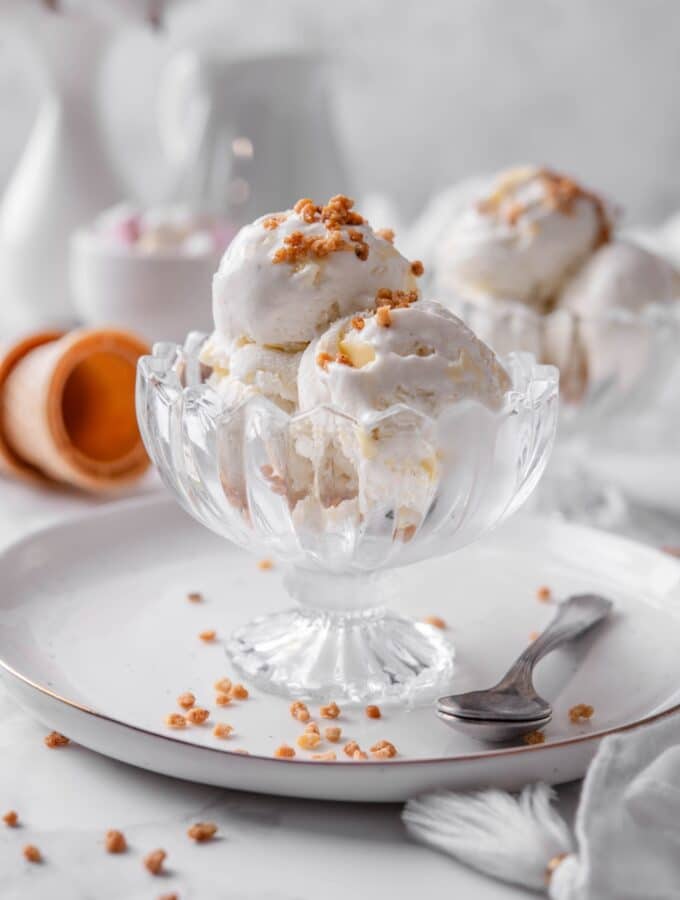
left=0, top=328, right=150, bottom=492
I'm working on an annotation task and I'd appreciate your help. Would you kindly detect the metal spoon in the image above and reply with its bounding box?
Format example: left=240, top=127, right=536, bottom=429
left=437, top=593, right=613, bottom=742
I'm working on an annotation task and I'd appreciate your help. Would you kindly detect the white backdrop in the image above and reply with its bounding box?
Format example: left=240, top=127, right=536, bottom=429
left=1, top=0, right=678, bottom=224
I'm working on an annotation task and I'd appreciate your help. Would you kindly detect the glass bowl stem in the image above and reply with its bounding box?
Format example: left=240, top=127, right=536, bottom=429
left=224, top=566, right=455, bottom=704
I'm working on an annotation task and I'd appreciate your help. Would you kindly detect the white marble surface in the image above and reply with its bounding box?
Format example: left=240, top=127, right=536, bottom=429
left=0, top=477, right=582, bottom=899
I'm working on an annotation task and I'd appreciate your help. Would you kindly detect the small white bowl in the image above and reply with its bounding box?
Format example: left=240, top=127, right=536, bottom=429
left=70, top=232, right=219, bottom=343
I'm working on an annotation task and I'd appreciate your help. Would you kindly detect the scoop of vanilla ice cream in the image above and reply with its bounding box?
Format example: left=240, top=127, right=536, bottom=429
left=558, top=240, right=679, bottom=314
left=212, top=197, right=420, bottom=347
left=626, top=214, right=680, bottom=271
left=298, top=300, right=510, bottom=418
left=201, top=334, right=302, bottom=413
left=295, top=299, right=510, bottom=538
left=435, top=166, right=616, bottom=313
left=547, top=240, right=680, bottom=400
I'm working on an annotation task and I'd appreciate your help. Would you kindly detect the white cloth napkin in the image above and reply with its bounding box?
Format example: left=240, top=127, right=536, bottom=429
left=404, top=712, right=680, bottom=900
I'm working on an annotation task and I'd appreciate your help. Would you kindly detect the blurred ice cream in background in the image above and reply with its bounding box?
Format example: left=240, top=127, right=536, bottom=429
left=426, top=165, right=680, bottom=406
left=434, top=167, right=616, bottom=314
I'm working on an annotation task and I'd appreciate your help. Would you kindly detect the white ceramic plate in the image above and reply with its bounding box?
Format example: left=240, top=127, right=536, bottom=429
left=0, top=497, right=679, bottom=803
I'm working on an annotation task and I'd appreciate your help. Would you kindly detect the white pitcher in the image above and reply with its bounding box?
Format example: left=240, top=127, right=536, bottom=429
left=158, top=50, right=349, bottom=225
left=0, top=5, right=128, bottom=330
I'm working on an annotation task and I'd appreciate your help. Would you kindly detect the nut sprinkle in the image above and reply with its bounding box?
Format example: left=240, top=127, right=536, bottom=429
left=44, top=731, right=70, bottom=748
left=272, top=195, right=370, bottom=266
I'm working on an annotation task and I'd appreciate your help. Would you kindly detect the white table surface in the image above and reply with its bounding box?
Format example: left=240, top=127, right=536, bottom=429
left=0, top=476, right=582, bottom=900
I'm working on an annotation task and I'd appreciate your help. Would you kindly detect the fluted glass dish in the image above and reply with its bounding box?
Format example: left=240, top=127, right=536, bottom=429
left=137, top=333, right=558, bottom=703
left=448, top=298, right=680, bottom=525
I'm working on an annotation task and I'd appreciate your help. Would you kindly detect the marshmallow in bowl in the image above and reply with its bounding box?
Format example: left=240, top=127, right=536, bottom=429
left=212, top=196, right=422, bottom=347
left=298, top=299, right=510, bottom=419
left=91, top=203, right=236, bottom=256
left=435, top=166, right=616, bottom=312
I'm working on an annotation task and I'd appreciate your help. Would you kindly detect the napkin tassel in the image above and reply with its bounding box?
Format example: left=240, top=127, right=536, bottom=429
left=403, top=783, right=581, bottom=898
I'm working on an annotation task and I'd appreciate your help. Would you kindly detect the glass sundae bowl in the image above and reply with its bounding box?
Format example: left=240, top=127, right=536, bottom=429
left=137, top=333, right=558, bottom=703
left=451, top=297, right=680, bottom=525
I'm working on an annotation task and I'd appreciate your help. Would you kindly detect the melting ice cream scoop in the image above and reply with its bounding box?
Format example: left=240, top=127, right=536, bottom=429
left=298, top=298, right=510, bottom=419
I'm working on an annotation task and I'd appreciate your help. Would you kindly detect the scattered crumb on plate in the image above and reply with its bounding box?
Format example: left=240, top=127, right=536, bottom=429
left=187, top=822, right=218, bottom=842
left=23, top=844, right=41, bottom=863
left=370, top=739, right=397, bottom=759
left=290, top=701, right=310, bottom=722
left=320, top=701, right=340, bottom=719
left=324, top=726, right=341, bottom=743
left=569, top=703, right=594, bottom=723
left=165, top=713, right=187, bottom=729
left=105, top=830, right=127, bottom=854
left=274, top=744, right=295, bottom=758
left=44, top=731, right=70, bottom=748
left=213, top=723, right=233, bottom=739
left=144, top=848, right=166, bottom=875
left=297, top=732, right=321, bottom=750
left=186, top=707, right=210, bottom=725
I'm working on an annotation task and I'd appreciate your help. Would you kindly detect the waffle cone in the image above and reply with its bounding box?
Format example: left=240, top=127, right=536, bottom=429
left=0, top=328, right=151, bottom=492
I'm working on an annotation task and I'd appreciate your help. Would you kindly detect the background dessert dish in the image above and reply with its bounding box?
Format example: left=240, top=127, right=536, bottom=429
left=84, top=203, right=235, bottom=258
left=71, top=204, right=236, bottom=343
left=431, top=165, right=680, bottom=408
left=137, top=194, right=558, bottom=702
left=434, top=167, right=616, bottom=314
left=427, top=166, right=680, bottom=525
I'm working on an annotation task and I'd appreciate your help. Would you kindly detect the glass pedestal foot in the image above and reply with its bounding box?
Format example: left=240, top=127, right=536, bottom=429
left=225, top=606, right=454, bottom=705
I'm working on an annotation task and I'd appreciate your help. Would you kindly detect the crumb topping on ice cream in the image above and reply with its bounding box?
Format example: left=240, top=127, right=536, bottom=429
left=298, top=300, right=510, bottom=419
left=211, top=195, right=421, bottom=348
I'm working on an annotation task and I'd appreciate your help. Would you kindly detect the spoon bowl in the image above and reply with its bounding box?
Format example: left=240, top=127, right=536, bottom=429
left=437, top=687, right=551, bottom=722
left=437, top=709, right=553, bottom=743
left=437, top=593, right=612, bottom=742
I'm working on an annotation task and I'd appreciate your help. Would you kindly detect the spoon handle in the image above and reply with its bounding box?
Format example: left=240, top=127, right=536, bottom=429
left=497, top=593, right=612, bottom=690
